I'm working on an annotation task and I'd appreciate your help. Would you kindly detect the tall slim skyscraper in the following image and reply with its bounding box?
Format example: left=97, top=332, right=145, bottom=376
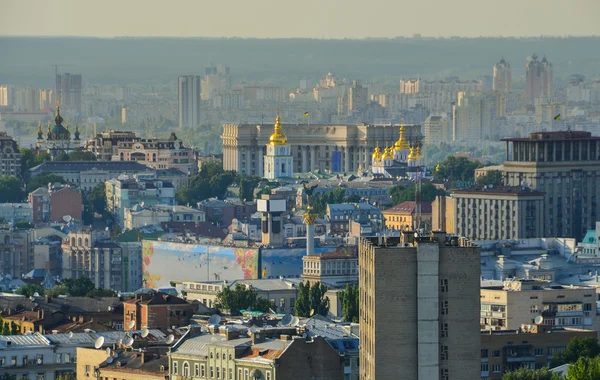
left=359, top=234, right=480, bottom=380
left=178, top=75, right=202, bottom=129
left=493, top=57, right=512, bottom=93
left=525, top=54, right=553, bottom=104
left=56, top=73, right=82, bottom=116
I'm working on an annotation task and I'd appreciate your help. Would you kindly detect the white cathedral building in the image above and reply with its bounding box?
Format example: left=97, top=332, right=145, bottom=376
left=264, top=114, right=293, bottom=179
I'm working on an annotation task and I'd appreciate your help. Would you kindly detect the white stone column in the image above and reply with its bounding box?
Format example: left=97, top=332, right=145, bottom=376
left=306, top=224, right=315, bottom=255
left=344, top=146, right=351, bottom=173
left=310, top=146, right=316, bottom=171
left=302, top=146, right=309, bottom=173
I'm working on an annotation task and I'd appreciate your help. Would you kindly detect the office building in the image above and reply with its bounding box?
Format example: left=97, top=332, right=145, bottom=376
left=452, top=91, right=497, bottom=142
left=61, top=229, right=138, bottom=291
left=480, top=279, right=598, bottom=331
left=0, top=203, right=32, bottom=225
left=0, top=132, right=22, bottom=178
left=302, top=252, right=358, bottom=288
left=223, top=123, right=421, bottom=176
left=359, top=234, right=480, bottom=380
left=481, top=327, right=596, bottom=380
left=438, top=185, right=546, bottom=240
left=383, top=201, right=432, bottom=231
left=488, top=131, right=600, bottom=240
left=105, top=175, right=176, bottom=227
left=424, top=115, right=450, bottom=145
left=493, top=58, right=512, bottom=94
left=178, top=75, right=202, bottom=129
left=56, top=73, right=82, bottom=116
left=525, top=55, right=553, bottom=104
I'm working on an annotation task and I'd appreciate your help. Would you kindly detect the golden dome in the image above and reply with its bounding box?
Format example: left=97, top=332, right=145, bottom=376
left=382, top=145, right=394, bottom=160
left=372, top=144, right=382, bottom=161
left=407, top=146, right=416, bottom=161
left=435, top=162, right=441, bottom=172
left=269, top=114, right=287, bottom=145
left=394, top=125, right=411, bottom=152
left=415, top=145, right=423, bottom=160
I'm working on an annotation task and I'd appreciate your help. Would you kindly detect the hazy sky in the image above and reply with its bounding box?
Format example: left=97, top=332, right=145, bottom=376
left=1, top=0, right=599, bottom=38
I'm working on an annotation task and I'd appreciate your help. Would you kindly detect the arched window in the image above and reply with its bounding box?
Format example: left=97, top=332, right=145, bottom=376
left=78, top=238, right=82, bottom=246
left=71, top=237, right=76, bottom=246
left=183, top=362, right=190, bottom=377
left=84, top=238, right=89, bottom=247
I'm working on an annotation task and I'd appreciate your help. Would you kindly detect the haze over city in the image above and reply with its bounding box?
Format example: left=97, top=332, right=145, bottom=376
left=2, top=0, right=600, bottom=38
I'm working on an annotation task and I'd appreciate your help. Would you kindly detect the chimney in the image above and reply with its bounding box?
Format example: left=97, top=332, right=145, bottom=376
left=251, top=331, right=265, bottom=345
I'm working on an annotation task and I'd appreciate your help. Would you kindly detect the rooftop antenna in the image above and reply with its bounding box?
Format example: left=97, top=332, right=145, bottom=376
left=106, top=357, right=114, bottom=364
left=94, top=336, right=105, bottom=349
left=123, top=335, right=134, bottom=347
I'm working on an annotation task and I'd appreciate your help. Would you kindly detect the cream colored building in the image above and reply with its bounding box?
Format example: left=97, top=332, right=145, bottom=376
left=359, top=234, right=480, bottom=380
left=124, top=204, right=205, bottom=230
left=480, top=279, right=599, bottom=332
left=301, top=252, right=357, bottom=287
left=222, top=123, right=421, bottom=176
left=423, top=115, right=450, bottom=145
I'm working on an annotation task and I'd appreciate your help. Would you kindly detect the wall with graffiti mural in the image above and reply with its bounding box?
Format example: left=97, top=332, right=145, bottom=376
left=260, top=245, right=357, bottom=279
left=142, top=240, right=259, bottom=288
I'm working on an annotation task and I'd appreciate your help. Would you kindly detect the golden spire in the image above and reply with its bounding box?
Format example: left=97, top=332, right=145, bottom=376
left=435, top=162, right=441, bottom=172
left=407, top=146, right=416, bottom=161
left=269, top=111, right=287, bottom=145
left=382, top=144, right=393, bottom=160
left=394, top=125, right=410, bottom=152
left=372, top=143, right=382, bottom=161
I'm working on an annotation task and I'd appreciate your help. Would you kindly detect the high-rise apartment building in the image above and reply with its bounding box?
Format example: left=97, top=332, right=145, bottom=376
left=178, top=75, right=202, bottom=129
left=56, top=73, right=82, bottom=116
left=535, top=97, right=566, bottom=124
left=359, top=234, right=480, bottom=380
left=424, top=115, right=450, bottom=145
left=14, top=88, right=40, bottom=112
left=39, top=89, right=55, bottom=110
left=0, top=132, right=22, bottom=178
left=493, top=58, right=512, bottom=94
left=201, top=64, right=231, bottom=100
left=484, top=131, right=600, bottom=241
left=525, top=55, right=553, bottom=104
left=0, top=85, right=12, bottom=106
left=452, top=91, right=497, bottom=142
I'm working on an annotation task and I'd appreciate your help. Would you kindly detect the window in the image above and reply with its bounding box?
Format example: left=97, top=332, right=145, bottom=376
left=23, top=355, right=28, bottom=366
left=36, top=373, right=44, bottom=380
left=535, top=348, right=544, bottom=356
left=64, top=354, right=71, bottom=363
left=55, top=353, right=62, bottom=364
left=440, top=301, right=448, bottom=315
left=173, top=361, right=178, bottom=375
left=36, top=355, right=43, bottom=365
left=216, top=367, right=220, bottom=379
left=440, top=323, right=448, bottom=338
left=492, top=364, right=501, bottom=373
left=492, top=350, right=500, bottom=358
left=481, top=349, right=488, bottom=358
left=201, top=364, right=206, bottom=377
left=195, top=363, right=200, bottom=377
left=440, top=279, right=448, bottom=292
left=229, top=369, right=233, bottom=379
left=266, top=371, right=271, bottom=380
left=440, top=368, right=448, bottom=380
left=481, top=363, right=489, bottom=372
left=440, top=345, right=448, bottom=360
left=245, top=369, right=249, bottom=380
left=85, top=365, right=91, bottom=373
left=530, top=305, right=538, bottom=313
left=0, top=356, right=4, bottom=366
left=210, top=366, right=214, bottom=378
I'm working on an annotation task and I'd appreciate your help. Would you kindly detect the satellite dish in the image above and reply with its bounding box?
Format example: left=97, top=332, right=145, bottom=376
left=209, top=315, right=222, bottom=325
left=123, top=336, right=134, bottom=347
left=94, top=336, right=105, bottom=349
left=106, top=357, right=114, bottom=364
left=291, top=316, right=300, bottom=326
left=68, top=332, right=74, bottom=339
left=29, top=296, right=35, bottom=301
left=33, top=292, right=40, bottom=297
left=166, top=334, right=175, bottom=344
left=128, top=320, right=135, bottom=329
left=255, top=333, right=261, bottom=340
left=63, top=215, right=72, bottom=223
left=534, top=316, right=544, bottom=325
left=141, top=328, right=149, bottom=338
left=106, top=347, right=112, bottom=356
left=281, top=314, right=293, bottom=326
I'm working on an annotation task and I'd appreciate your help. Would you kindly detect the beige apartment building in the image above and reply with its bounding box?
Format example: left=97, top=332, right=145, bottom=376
left=359, top=233, right=480, bottom=380
left=480, top=279, right=598, bottom=332
left=222, top=122, right=421, bottom=176
left=436, top=185, right=546, bottom=240
left=301, top=252, right=358, bottom=287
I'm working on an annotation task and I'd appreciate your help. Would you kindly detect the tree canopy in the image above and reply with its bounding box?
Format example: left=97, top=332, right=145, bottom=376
left=502, top=367, right=558, bottom=380
left=434, top=156, right=482, bottom=184
left=67, top=149, right=97, bottom=161
left=20, top=148, right=51, bottom=180
left=339, top=283, right=359, bottom=323
left=215, top=283, right=273, bottom=314
left=477, top=169, right=503, bottom=186
left=15, top=284, right=45, bottom=297
left=389, top=182, right=447, bottom=205
left=551, top=337, right=600, bottom=367
left=0, top=176, right=24, bottom=203
left=27, top=173, right=66, bottom=192
left=48, top=277, right=96, bottom=297
left=177, top=162, right=237, bottom=205
left=565, top=356, right=600, bottom=380
left=295, top=281, right=330, bottom=317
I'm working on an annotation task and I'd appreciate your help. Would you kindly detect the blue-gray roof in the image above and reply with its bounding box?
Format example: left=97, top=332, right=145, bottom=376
left=30, top=161, right=152, bottom=175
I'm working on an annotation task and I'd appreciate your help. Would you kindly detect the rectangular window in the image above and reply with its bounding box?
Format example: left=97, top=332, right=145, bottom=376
left=195, top=363, right=200, bottom=377
left=36, top=373, right=44, bottom=380
left=440, top=323, right=448, bottom=338
left=173, top=361, right=178, bottom=375
left=201, top=364, right=206, bottom=377
left=481, top=349, right=488, bottom=358
left=440, top=279, right=448, bottom=292
left=440, top=368, right=449, bottom=380
left=493, top=364, right=501, bottom=372
left=217, top=367, right=220, bottom=379
left=440, top=301, right=448, bottom=315
left=535, top=348, right=544, bottom=356
left=210, top=366, right=214, bottom=378
left=440, top=345, right=448, bottom=360
left=0, top=356, right=4, bottom=366
left=492, top=350, right=500, bottom=358
left=481, top=363, right=489, bottom=372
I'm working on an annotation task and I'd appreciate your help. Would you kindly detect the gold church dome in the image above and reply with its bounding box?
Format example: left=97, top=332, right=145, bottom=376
left=394, top=125, right=411, bottom=152
left=372, top=144, right=382, bottom=160
left=415, top=145, right=423, bottom=160
left=382, top=145, right=394, bottom=160
left=407, top=146, right=416, bottom=161
left=269, top=114, right=287, bottom=145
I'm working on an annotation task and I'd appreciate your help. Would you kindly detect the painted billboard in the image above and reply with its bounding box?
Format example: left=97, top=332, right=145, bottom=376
left=260, top=245, right=357, bottom=279
left=142, top=240, right=259, bottom=288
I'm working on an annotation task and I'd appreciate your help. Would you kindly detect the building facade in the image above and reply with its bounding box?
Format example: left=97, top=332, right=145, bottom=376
left=178, top=75, right=202, bottom=129
left=56, top=73, right=82, bottom=117
left=493, top=58, right=512, bottom=94
left=29, top=185, right=83, bottom=224
left=525, top=55, right=553, bottom=104
left=123, top=291, right=195, bottom=330
left=359, top=234, right=480, bottom=380
left=0, top=225, right=35, bottom=278
left=302, top=252, right=357, bottom=288
left=0, top=132, right=21, bottom=178
left=222, top=123, right=421, bottom=176
left=452, top=91, right=497, bottom=142
left=383, top=201, right=433, bottom=231
left=0, top=203, right=32, bottom=224
left=423, top=115, right=450, bottom=145
left=263, top=115, right=293, bottom=179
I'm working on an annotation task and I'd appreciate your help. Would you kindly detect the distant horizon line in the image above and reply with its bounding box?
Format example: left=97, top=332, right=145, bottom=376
left=0, top=34, right=599, bottom=40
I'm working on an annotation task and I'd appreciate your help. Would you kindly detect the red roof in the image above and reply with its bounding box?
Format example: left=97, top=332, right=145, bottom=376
left=384, top=201, right=432, bottom=215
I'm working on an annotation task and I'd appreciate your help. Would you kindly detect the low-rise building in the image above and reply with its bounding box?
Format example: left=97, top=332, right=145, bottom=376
left=29, top=184, right=83, bottom=224
left=480, top=327, right=596, bottom=380
left=480, top=279, right=598, bottom=331
left=77, top=347, right=169, bottom=380
left=124, top=204, right=205, bottom=230
left=123, top=291, right=196, bottom=330
left=382, top=201, right=432, bottom=231
left=197, top=199, right=256, bottom=227
left=106, top=175, right=176, bottom=227
left=326, top=203, right=383, bottom=235
left=0, top=203, right=32, bottom=224
left=302, top=252, right=358, bottom=288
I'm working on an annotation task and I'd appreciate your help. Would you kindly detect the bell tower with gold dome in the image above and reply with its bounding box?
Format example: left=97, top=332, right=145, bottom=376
left=264, top=113, right=293, bottom=179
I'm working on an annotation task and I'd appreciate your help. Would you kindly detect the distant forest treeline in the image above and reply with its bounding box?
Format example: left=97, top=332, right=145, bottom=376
left=1, top=37, right=600, bottom=87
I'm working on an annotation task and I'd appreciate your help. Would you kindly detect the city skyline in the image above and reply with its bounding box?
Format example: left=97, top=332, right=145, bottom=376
left=2, top=0, right=600, bottom=39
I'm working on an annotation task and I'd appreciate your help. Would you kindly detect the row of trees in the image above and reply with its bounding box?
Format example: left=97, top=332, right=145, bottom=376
left=214, top=283, right=273, bottom=313
left=176, top=162, right=237, bottom=205
left=16, top=277, right=117, bottom=298
left=294, top=281, right=330, bottom=317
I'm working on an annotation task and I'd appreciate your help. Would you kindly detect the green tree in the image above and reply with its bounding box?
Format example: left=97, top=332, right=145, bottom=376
left=502, top=367, right=558, bottom=380
left=309, top=281, right=330, bottom=317
left=2, top=373, right=17, bottom=380
left=389, top=182, right=447, bottom=205
left=57, top=151, right=70, bottom=161
left=0, top=176, right=24, bottom=203
left=86, top=288, right=118, bottom=297
left=13, top=220, right=34, bottom=229
left=551, top=336, right=600, bottom=367
left=215, top=283, right=273, bottom=314
left=339, top=283, right=359, bottom=323
left=15, top=284, right=45, bottom=297
left=20, top=148, right=51, bottom=180
left=238, top=177, right=256, bottom=202
left=2, top=321, right=11, bottom=335
left=60, top=277, right=96, bottom=297
left=27, top=173, right=66, bottom=192
left=294, top=282, right=312, bottom=317
left=434, top=156, right=482, bottom=183
left=255, top=186, right=273, bottom=199
left=10, top=321, right=18, bottom=335
left=565, top=356, right=600, bottom=380
left=477, top=169, right=503, bottom=186
left=68, top=149, right=97, bottom=161
left=46, top=283, right=68, bottom=297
